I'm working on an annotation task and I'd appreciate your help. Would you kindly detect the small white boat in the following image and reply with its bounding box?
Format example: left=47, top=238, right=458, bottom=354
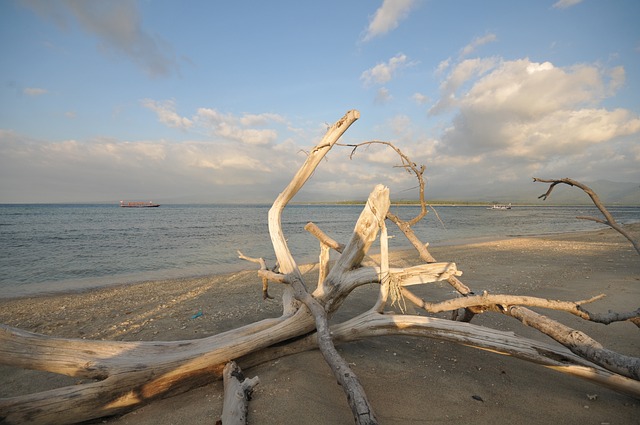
left=488, top=203, right=511, bottom=210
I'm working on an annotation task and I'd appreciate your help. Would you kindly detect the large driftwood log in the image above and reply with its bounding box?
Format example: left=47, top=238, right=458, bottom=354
left=0, top=110, right=639, bottom=425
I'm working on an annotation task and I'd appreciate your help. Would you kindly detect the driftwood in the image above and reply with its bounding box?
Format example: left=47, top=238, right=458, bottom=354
left=0, top=110, right=639, bottom=425
left=219, top=361, right=259, bottom=425
left=533, top=177, right=640, bottom=255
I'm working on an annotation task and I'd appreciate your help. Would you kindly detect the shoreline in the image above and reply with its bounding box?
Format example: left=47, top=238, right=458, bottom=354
left=1, top=224, right=638, bottom=424
left=1, top=224, right=631, bottom=301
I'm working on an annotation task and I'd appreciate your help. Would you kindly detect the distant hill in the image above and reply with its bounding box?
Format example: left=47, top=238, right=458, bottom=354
left=517, top=180, right=640, bottom=206
left=395, top=180, right=640, bottom=206
left=585, top=180, right=640, bottom=205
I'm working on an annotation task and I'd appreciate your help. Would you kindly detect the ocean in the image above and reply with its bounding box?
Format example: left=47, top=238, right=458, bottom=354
left=1, top=203, right=639, bottom=298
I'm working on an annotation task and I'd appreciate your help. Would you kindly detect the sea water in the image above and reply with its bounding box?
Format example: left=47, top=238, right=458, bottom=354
left=1, top=203, right=638, bottom=297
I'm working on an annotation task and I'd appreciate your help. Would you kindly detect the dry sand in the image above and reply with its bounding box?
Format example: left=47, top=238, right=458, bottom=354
left=1, top=224, right=639, bottom=424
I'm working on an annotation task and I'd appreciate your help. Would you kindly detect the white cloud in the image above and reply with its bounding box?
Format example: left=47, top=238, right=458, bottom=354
left=429, top=57, right=498, bottom=114
left=361, top=53, right=410, bottom=86
left=460, top=33, right=498, bottom=57
left=142, top=99, right=193, bottom=130
left=195, top=108, right=279, bottom=145
left=362, top=0, right=417, bottom=42
left=0, top=129, right=298, bottom=203
left=412, top=93, right=429, bottom=105
left=461, top=60, right=609, bottom=117
left=142, top=101, right=286, bottom=145
left=375, top=87, right=392, bottom=104
left=552, top=0, right=584, bottom=9
left=22, top=0, right=178, bottom=77
left=239, top=113, right=286, bottom=127
left=500, top=108, right=640, bottom=158
left=216, top=124, right=277, bottom=146
left=606, top=66, right=625, bottom=95
left=23, top=87, right=48, bottom=96
left=429, top=56, right=640, bottom=186
left=435, top=58, right=451, bottom=76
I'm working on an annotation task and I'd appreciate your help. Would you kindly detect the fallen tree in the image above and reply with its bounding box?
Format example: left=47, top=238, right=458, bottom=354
left=0, top=110, right=638, bottom=424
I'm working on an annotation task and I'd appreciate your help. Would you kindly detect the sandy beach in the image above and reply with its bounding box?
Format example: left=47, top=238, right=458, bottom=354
left=1, top=224, right=638, bottom=424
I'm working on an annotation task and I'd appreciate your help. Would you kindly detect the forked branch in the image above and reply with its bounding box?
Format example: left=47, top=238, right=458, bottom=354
left=342, top=140, right=436, bottom=263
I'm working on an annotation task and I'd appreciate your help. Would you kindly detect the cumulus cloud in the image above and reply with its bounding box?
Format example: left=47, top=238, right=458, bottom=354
left=22, top=0, right=178, bottom=77
left=439, top=59, right=620, bottom=119
left=361, top=53, right=411, bottom=86
left=552, top=0, right=584, bottom=9
left=499, top=108, right=640, bottom=158
left=428, top=56, right=640, bottom=186
left=362, top=0, right=417, bottom=42
left=23, top=87, right=48, bottom=96
left=429, top=57, right=498, bottom=114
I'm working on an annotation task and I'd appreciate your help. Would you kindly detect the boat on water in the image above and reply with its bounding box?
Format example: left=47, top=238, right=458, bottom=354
left=120, top=201, right=160, bottom=208
left=488, top=203, right=512, bottom=210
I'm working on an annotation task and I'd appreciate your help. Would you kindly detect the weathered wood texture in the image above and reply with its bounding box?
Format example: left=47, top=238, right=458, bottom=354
left=220, top=361, right=259, bottom=425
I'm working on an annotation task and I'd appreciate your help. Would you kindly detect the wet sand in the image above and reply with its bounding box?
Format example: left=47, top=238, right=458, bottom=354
left=0, top=224, right=639, bottom=424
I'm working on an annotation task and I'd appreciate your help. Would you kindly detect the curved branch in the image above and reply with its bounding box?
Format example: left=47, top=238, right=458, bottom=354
left=237, top=311, right=640, bottom=399
left=269, top=110, right=360, bottom=314
left=399, top=290, right=639, bottom=325
left=270, top=110, right=360, bottom=276
left=237, top=251, right=274, bottom=299
left=533, top=177, right=640, bottom=255
left=338, top=311, right=640, bottom=398
left=508, top=306, right=640, bottom=380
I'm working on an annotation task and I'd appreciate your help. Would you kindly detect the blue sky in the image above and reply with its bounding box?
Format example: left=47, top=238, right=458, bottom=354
left=1, top=0, right=639, bottom=203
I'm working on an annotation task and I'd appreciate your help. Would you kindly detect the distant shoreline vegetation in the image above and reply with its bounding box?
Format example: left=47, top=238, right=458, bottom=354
left=328, top=200, right=494, bottom=206
left=292, top=200, right=640, bottom=207
left=1, top=199, right=638, bottom=207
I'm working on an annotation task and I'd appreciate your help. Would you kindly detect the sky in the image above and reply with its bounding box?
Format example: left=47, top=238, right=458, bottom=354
left=1, top=0, right=639, bottom=204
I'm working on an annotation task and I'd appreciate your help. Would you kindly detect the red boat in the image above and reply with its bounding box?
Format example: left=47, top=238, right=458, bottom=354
left=119, top=201, right=160, bottom=208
